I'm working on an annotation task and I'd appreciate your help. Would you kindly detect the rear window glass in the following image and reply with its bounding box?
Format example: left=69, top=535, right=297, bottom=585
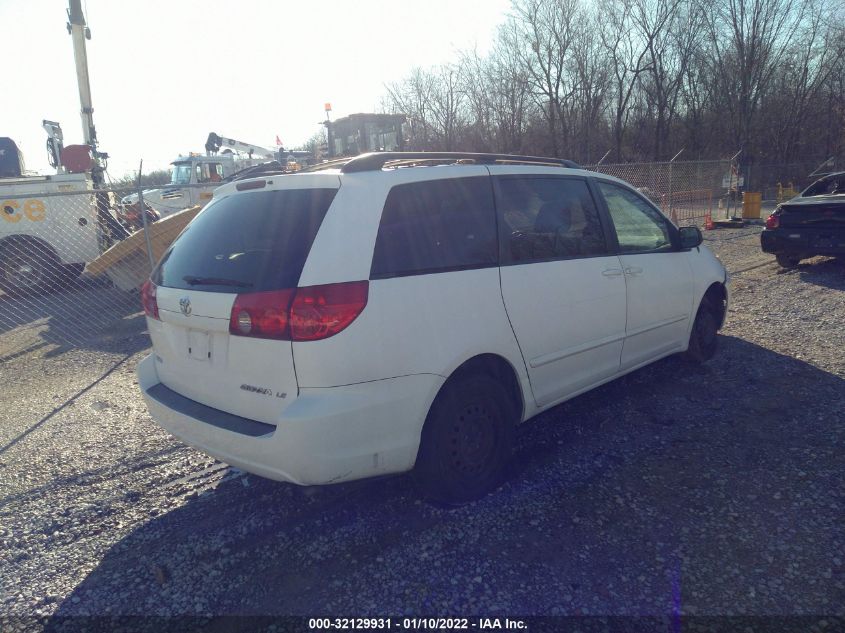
left=803, top=174, right=844, bottom=196
left=152, top=188, right=337, bottom=293
left=370, top=177, right=497, bottom=278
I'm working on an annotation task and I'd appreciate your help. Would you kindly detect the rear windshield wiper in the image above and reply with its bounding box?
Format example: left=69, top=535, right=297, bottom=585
left=183, top=275, right=253, bottom=288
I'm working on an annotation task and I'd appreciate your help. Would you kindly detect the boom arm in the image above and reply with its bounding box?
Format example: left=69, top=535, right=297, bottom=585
left=67, top=0, right=96, bottom=150
left=205, top=133, right=275, bottom=159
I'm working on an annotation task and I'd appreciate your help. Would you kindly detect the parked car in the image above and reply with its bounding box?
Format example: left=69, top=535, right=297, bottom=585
left=136, top=152, right=729, bottom=503
left=761, top=171, right=845, bottom=268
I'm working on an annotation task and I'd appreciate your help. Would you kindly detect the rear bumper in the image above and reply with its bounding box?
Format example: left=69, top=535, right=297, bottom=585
left=137, top=354, right=444, bottom=485
left=761, top=228, right=845, bottom=256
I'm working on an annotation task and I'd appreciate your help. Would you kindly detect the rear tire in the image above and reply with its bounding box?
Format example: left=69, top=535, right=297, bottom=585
left=776, top=254, right=801, bottom=269
left=0, top=243, right=61, bottom=295
left=684, top=297, right=719, bottom=363
left=413, top=374, right=515, bottom=504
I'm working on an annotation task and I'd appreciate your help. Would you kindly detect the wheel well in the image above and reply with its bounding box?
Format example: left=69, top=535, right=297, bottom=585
left=701, top=282, right=727, bottom=329
left=0, top=235, right=60, bottom=263
left=445, top=354, right=524, bottom=423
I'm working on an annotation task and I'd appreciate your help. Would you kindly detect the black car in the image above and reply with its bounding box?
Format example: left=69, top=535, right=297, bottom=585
left=761, top=171, right=845, bottom=268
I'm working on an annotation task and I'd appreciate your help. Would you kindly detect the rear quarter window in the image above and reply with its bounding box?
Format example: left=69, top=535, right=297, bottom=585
left=153, top=188, right=337, bottom=292
left=370, top=176, right=498, bottom=278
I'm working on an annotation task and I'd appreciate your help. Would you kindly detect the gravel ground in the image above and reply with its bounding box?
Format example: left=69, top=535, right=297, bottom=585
left=1, top=226, right=843, bottom=630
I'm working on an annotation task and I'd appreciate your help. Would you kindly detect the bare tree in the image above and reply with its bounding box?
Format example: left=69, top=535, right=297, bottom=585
left=385, top=68, right=436, bottom=150
left=766, top=0, right=845, bottom=161
left=598, top=0, right=655, bottom=161
left=376, top=0, right=845, bottom=170
left=632, top=0, right=705, bottom=159
left=569, top=9, right=612, bottom=161
left=510, top=0, right=580, bottom=156
left=706, top=0, right=808, bottom=159
left=428, top=65, right=465, bottom=151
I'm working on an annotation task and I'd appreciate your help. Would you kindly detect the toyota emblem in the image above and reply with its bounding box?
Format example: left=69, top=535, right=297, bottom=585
left=179, top=296, right=192, bottom=316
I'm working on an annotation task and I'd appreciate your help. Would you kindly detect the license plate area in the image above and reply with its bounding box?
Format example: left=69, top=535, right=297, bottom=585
left=187, top=329, right=211, bottom=362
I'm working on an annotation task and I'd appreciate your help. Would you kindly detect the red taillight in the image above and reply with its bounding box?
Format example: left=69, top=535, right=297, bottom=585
left=141, top=279, right=159, bottom=320
left=228, top=281, right=369, bottom=342
left=290, top=281, right=369, bottom=341
left=229, top=289, right=295, bottom=339
left=765, top=212, right=780, bottom=229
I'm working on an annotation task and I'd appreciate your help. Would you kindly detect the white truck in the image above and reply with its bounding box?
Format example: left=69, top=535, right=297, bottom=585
left=0, top=133, right=107, bottom=294
left=0, top=0, right=130, bottom=294
left=120, top=133, right=281, bottom=217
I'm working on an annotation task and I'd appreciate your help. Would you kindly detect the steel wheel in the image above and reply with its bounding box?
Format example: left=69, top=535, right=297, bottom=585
left=0, top=248, right=51, bottom=293
left=414, top=374, right=515, bottom=504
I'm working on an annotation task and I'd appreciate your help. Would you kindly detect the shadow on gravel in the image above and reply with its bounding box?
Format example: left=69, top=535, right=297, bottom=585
left=49, top=335, right=844, bottom=621
left=0, top=354, right=135, bottom=458
left=0, top=277, right=148, bottom=361
left=796, top=257, right=845, bottom=290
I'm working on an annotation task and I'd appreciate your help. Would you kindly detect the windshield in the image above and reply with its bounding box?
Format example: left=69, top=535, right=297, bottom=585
left=170, top=162, right=193, bottom=185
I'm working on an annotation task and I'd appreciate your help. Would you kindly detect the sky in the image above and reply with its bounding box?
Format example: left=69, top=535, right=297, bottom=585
left=3, top=0, right=511, bottom=179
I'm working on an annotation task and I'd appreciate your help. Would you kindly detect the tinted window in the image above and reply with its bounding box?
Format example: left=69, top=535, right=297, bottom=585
left=153, top=188, right=337, bottom=293
left=597, top=181, right=673, bottom=253
left=371, top=177, right=497, bottom=277
left=496, top=177, right=608, bottom=263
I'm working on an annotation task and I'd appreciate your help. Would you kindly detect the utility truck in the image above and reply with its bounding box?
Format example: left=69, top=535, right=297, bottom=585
left=0, top=0, right=120, bottom=294
left=119, top=133, right=283, bottom=217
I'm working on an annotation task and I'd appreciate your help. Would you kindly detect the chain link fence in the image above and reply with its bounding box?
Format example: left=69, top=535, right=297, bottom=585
left=0, top=159, right=746, bottom=361
left=741, top=159, right=841, bottom=202
left=587, top=159, right=733, bottom=226
left=0, top=183, right=207, bottom=362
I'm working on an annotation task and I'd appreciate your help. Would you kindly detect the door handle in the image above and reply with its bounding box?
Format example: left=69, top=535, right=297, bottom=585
left=624, top=266, right=643, bottom=276
left=602, top=268, right=624, bottom=277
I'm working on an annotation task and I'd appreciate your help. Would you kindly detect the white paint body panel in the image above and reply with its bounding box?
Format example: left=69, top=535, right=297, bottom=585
left=618, top=251, right=694, bottom=369
left=0, top=173, right=100, bottom=265
left=499, top=257, right=627, bottom=407
left=293, top=268, right=527, bottom=390
left=151, top=287, right=299, bottom=425
left=138, top=353, right=441, bottom=485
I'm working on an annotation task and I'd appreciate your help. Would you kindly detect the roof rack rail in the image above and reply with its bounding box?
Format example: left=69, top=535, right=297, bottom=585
left=299, top=157, right=355, bottom=173
left=340, top=152, right=582, bottom=173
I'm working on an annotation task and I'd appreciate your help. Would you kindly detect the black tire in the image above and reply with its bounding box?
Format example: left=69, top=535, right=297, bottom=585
left=413, top=374, right=515, bottom=504
left=775, top=254, right=801, bottom=269
left=684, top=297, right=719, bottom=363
left=0, top=243, right=61, bottom=295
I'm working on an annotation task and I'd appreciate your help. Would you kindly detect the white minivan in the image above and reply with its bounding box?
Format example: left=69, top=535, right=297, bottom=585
left=137, top=152, right=729, bottom=503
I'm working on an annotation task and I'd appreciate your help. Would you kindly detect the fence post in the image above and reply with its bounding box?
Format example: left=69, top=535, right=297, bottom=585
left=137, top=160, right=156, bottom=271
left=727, top=150, right=742, bottom=219
left=668, top=148, right=684, bottom=220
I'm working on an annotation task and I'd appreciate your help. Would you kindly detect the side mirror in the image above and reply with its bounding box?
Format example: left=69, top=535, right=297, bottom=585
left=679, top=226, right=703, bottom=249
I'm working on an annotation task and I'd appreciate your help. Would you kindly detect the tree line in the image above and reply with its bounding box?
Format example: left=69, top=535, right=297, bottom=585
left=382, top=0, right=845, bottom=172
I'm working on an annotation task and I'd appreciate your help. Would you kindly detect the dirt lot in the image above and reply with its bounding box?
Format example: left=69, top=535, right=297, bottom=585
left=1, top=225, right=843, bottom=630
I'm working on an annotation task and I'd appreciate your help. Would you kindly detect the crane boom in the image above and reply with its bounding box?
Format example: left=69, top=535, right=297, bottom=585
left=205, top=133, right=276, bottom=160
left=67, top=0, right=96, bottom=150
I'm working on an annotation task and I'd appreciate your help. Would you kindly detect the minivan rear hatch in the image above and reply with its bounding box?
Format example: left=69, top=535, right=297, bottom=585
left=148, top=176, right=340, bottom=424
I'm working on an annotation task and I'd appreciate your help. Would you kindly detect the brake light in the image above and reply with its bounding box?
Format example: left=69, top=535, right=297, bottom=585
left=766, top=211, right=780, bottom=229
left=140, top=279, right=159, bottom=320
left=235, top=179, right=266, bottom=191
left=290, top=281, right=369, bottom=341
left=228, top=281, right=368, bottom=341
left=229, top=289, right=295, bottom=339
